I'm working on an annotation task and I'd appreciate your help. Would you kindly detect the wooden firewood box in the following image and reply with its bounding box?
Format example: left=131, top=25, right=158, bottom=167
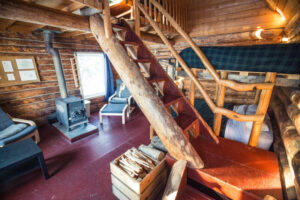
left=110, top=149, right=168, bottom=200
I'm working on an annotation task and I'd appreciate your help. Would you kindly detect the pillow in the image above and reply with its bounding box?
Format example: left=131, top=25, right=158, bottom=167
left=0, top=107, right=14, bottom=131
left=0, top=123, right=28, bottom=140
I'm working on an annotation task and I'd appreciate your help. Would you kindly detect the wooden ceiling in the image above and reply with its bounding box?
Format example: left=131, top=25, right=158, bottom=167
left=0, top=0, right=299, bottom=55
left=0, top=0, right=132, bottom=41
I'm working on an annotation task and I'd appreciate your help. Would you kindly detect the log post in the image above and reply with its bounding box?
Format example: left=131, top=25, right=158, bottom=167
left=189, top=69, right=197, bottom=106
left=213, top=71, right=228, bottom=136
left=149, top=125, right=154, bottom=139
left=89, top=14, right=204, bottom=169
left=248, top=72, right=276, bottom=146
left=162, top=160, right=187, bottom=200
left=133, top=0, right=141, bottom=36
left=103, top=0, right=112, bottom=38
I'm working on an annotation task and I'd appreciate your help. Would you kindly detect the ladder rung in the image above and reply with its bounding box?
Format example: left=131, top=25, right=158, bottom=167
left=121, top=41, right=141, bottom=47
left=133, top=59, right=152, bottom=63
left=161, top=95, right=182, bottom=106
left=147, top=76, right=168, bottom=83
left=175, top=114, right=197, bottom=132
left=112, top=24, right=128, bottom=32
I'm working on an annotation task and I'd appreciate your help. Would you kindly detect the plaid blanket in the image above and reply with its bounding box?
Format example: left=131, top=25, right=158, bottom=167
left=178, top=44, right=300, bottom=74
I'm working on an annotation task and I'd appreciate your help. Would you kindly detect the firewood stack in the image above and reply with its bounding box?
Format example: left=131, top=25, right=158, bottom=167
left=116, top=147, right=162, bottom=181
left=270, top=86, right=300, bottom=199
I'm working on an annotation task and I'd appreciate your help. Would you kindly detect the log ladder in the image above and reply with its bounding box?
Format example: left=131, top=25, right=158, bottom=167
left=90, top=1, right=282, bottom=199
left=115, top=21, right=216, bottom=142
left=90, top=14, right=218, bottom=169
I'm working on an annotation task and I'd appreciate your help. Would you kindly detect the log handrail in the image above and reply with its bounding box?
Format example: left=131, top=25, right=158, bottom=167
left=136, top=0, right=276, bottom=146
left=136, top=2, right=264, bottom=122
left=148, top=0, right=274, bottom=92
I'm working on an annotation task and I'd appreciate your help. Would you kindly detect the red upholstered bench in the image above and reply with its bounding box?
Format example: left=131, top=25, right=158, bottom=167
left=166, top=136, right=283, bottom=200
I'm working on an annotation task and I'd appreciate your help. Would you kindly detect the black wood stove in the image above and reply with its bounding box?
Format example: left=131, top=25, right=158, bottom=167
left=55, top=96, right=88, bottom=131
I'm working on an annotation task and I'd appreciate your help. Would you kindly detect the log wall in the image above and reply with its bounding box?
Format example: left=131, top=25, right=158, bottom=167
left=187, top=0, right=285, bottom=38
left=146, top=0, right=299, bottom=58
left=0, top=32, right=113, bottom=125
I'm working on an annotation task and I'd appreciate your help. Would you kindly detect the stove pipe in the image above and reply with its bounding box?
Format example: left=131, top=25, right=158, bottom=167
left=43, top=30, right=68, bottom=98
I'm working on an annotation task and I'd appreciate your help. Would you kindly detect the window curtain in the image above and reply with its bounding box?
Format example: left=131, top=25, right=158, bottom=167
left=103, top=53, right=114, bottom=101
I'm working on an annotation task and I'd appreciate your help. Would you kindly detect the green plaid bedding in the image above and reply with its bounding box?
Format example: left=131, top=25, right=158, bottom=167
left=178, top=44, right=300, bottom=74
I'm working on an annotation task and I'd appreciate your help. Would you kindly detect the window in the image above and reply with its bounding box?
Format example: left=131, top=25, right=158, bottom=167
left=76, top=52, right=105, bottom=99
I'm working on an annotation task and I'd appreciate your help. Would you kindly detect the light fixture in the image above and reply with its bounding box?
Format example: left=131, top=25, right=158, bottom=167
left=276, top=8, right=286, bottom=21
left=109, top=0, right=123, bottom=6
left=255, top=28, right=264, bottom=39
left=282, top=37, right=289, bottom=42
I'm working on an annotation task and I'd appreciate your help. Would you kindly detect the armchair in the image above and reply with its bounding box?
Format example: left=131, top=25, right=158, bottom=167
left=109, top=79, right=134, bottom=113
left=99, top=79, right=134, bottom=125
left=0, top=108, right=40, bottom=147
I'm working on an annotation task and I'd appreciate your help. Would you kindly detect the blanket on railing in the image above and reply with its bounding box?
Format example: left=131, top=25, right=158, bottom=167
left=178, top=43, right=300, bottom=74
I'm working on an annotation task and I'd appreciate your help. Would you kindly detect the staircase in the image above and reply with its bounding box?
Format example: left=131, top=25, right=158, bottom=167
left=113, top=20, right=217, bottom=142
left=90, top=4, right=282, bottom=198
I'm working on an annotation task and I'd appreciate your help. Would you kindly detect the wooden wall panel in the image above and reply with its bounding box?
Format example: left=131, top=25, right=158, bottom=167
left=187, top=0, right=285, bottom=38
left=0, top=31, right=106, bottom=125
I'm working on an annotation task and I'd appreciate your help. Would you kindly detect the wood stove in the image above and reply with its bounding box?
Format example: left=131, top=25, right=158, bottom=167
left=55, top=96, right=88, bottom=132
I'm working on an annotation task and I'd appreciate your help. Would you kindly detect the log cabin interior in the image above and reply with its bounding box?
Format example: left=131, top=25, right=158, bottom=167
left=0, top=0, right=299, bottom=199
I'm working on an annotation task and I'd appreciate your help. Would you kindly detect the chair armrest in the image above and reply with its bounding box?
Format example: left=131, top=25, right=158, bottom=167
left=99, top=104, right=108, bottom=113
left=128, top=96, right=133, bottom=105
left=11, top=118, right=36, bottom=126
left=108, top=93, right=117, bottom=103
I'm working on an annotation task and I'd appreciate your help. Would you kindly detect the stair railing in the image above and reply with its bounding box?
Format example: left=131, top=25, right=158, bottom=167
left=133, top=0, right=187, bottom=36
left=135, top=0, right=276, bottom=147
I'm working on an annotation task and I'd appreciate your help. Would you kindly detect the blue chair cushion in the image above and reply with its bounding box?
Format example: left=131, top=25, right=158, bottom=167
left=119, top=87, right=131, bottom=98
left=115, top=79, right=131, bottom=98
left=0, top=125, right=37, bottom=147
left=0, top=108, right=14, bottom=131
left=110, top=97, right=128, bottom=104
left=101, top=104, right=127, bottom=114
left=0, top=123, right=28, bottom=140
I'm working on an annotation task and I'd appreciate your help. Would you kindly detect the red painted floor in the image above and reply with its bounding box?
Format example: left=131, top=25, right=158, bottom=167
left=1, top=109, right=151, bottom=200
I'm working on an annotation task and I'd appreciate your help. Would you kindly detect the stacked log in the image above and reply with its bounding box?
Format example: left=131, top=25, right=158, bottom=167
left=282, top=87, right=300, bottom=109
left=276, top=87, right=300, bottom=135
left=270, top=87, right=300, bottom=199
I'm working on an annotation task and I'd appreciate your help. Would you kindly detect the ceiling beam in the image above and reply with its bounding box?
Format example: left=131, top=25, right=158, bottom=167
left=69, top=0, right=103, bottom=11
left=61, top=2, right=86, bottom=12
left=0, top=0, right=173, bottom=44
left=0, top=0, right=90, bottom=32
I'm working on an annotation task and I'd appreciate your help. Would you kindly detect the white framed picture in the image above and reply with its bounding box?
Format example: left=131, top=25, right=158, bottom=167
left=19, top=70, right=38, bottom=81
left=7, top=73, right=15, bottom=81
left=2, top=61, right=14, bottom=72
left=16, top=59, right=35, bottom=70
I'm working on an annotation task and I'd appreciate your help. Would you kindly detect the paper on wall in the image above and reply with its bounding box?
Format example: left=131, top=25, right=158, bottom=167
left=16, top=59, right=34, bottom=70
left=7, top=73, right=15, bottom=81
left=2, top=61, right=13, bottom=72
left=19, top=70, right=37, bottom=81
